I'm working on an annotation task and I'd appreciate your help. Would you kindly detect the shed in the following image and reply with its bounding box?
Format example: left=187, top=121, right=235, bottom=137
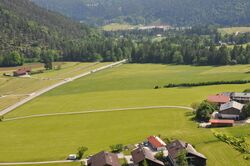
left=219, top=101, right=244, bottom=120
left=210, top=119, right=234, bottom=127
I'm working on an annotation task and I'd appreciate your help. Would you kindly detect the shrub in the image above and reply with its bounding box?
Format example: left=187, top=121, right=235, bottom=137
left=110, top=144, right=123, bottom=153
left=195, top=101, right=215, bottom=122
left=77, top=146, right=88, bottom=159
left=243, top=103, right=250, bottom=118
left=0, top=116, right=4, bottom=122
left=191, top=102, right=200, bottom=110
left=176, top=150, right=188, bottom=166
left=155, top=151, right=164, bottom=161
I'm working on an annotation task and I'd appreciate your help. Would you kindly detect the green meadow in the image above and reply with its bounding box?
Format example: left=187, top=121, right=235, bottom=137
left=0, top=64, right=250, bottom=165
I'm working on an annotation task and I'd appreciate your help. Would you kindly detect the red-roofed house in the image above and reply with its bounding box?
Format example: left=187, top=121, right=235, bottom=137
left=147, top=136, right=166, bottom=151
left=207, top=94, right=230, bottom=105
left=210, top=119, right=234, bottom=127
left=13, top=67, right=31, bottom=76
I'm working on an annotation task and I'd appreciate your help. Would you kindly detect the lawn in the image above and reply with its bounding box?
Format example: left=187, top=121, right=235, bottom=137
left=102, top=23, right=134, bottom=31
left=0, top=62, right=111, bottom=110
left=0, top=64, right=249, bottom=165
left=219, top=26, right=250, bottom=34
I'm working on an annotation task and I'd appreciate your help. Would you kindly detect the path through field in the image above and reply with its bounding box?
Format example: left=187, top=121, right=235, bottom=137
left=3, top=105, right=194, bottom=122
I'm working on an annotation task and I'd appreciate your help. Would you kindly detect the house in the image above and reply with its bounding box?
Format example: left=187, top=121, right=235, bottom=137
left=231, top=92, right=250, bottom=104
left=13, top=67, right=31, bottom=76
left=210, top=119, right=234, bottom=127
left=219, top=101, right=244, bottom=120
left=87, top=151, right=120, bottom=166
left=207, top=94, right=230, bottom=105
left=167, top=140, right=207, bottom=166
left=131, top=146, right=164, bottom=166
left=147, top=136, right=167, bottom=151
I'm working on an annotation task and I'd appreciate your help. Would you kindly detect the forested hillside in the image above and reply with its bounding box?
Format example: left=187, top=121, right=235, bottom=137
left=0, top=0, right=130, bottom=66
left=32, top=0, right=250, bottom=26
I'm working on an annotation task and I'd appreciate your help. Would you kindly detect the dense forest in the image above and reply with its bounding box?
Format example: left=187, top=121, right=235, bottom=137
left=1, top=0, right=250, bottom=67
left=0, top=0, right=130, bottom=66
left=32, top=0, right=250, bottom=26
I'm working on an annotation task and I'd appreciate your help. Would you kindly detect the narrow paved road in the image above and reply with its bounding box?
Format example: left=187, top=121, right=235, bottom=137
left=0, top=60, right=127, bottom=116
left=3, top=105, right=193, bottom=122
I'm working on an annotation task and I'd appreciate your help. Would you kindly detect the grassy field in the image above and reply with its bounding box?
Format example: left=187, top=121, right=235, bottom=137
left=0, top=64, right=250, bottom=165
left=219, top=26, right=250, bottom=34
left=102, top=23, right=134, bottom=31
left=0, top=62, right=111, bottom=110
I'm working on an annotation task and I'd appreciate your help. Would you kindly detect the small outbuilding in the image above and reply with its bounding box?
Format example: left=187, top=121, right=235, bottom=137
left=207, top=94, right=230, bottom=105
left=210, top=119, right=234, bottom=127
left=219, top=101, right=244, bottom=120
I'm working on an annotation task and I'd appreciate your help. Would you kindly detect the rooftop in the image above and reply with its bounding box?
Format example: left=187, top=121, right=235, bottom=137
left=87, top=151, right=120, bottom=166
left=147, top=136, right=166, bottom=148
left=220, top=101, right=244, bottom=111
left=207, top=94, right=230, bottom=103
left=232, top=92, right=250, bottom=98
left=210, top=119, right=234, bottom=124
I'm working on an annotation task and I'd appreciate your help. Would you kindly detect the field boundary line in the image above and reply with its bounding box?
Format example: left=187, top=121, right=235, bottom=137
left=3, top=105, right=193, bottom=122
left=0, top=59, right=127, bottom=116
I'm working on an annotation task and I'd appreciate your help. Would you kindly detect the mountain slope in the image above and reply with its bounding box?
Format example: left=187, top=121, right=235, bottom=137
left=0, top=0, right=92, bottom=59
left=32, top=0, right=250, bottom=26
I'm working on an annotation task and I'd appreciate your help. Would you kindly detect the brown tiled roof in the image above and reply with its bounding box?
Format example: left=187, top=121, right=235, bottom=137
left=131, top=146, right=164, bottom=165
left=87, top=151, right=120, bottom=166
left=167, top=140, right=206, bottom=161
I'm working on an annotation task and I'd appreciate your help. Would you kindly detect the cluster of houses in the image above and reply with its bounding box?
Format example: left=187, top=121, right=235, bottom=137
left=206, top=92, right=250, bottom=127
left=86, top=136, right=207, bottom=166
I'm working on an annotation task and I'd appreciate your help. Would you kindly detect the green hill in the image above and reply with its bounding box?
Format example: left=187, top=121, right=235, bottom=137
left=0, top=0, right=94, bottom=65
left=32, top=0, right=250, bottom=26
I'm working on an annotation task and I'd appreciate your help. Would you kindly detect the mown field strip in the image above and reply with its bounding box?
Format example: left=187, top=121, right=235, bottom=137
left=3, top=105, right=193, bottom=122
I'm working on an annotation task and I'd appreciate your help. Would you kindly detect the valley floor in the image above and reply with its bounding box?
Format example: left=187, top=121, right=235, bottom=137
left=0, top=64, right=250, bottom=165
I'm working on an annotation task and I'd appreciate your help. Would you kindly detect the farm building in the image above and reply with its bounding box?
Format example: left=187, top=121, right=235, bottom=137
left=87, top=151, right=120, bottom=166
left=207, top=94, right=230, bottom=105
left=147, top=136, right=167, bottom=151
left=131, top=146, right=165, bottom=166
left=167, top=140, right=207, bottom=166
left=231, top=92, right=250, bottom=103
left=13, top=67, right=31, bottom=76
left=210, top=119, right=234, bottom=127
left=219, top=101, right=244, bottom=120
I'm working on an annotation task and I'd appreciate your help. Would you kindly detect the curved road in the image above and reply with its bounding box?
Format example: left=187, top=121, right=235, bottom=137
left=3, top=105, right=193, bottom=122
left=0, top=60, right=127, bottom=116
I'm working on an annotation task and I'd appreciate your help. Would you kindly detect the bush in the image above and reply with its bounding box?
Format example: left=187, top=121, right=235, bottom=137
left=243, top=103, right=250, bottom=118
left=77, top=146, right=88, bottom=159
left=155, top=151, right=164, bottom=161
left=110, top=144, right=123, bottom=153
left=164, top=80, right=250, bottom=88
left=195, top=101, right=215, bottom=122
left=0, top=116, right=4, bottom=122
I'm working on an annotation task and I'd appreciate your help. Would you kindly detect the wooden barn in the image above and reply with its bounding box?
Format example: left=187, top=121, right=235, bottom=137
left=219, top=101, right=244, bottom=120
